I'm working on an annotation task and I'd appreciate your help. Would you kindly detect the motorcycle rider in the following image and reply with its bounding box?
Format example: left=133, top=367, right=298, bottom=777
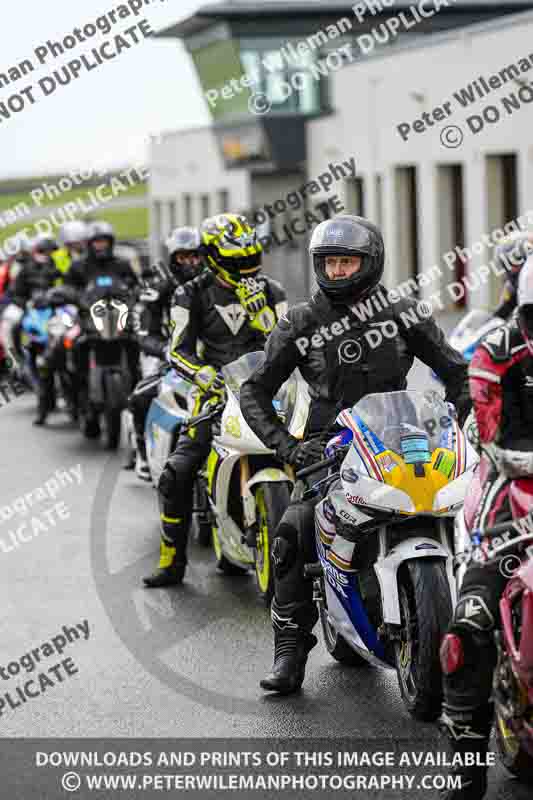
left=438, top=257, right=533, bottom=799
left=143, top=212, right=287, bottom=588
left=66, top=221, right=137, bottom=436
left=4, top=236, right=62, bottom=425
left=0, top=233, right=35, bottom=378
left=239, top=214, right=471, bottom=695
left=12, top=235, right=61, bottom=306
left=53, top=221, right=88, bottom=277
left=66, top=221, right=137, bottom=291
left=493, top=231, right=533, bottom=320
left=127, top=226, right=206, bottom=481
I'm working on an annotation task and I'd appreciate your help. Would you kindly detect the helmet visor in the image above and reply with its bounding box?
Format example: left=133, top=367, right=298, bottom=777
left=310, top=217, right=374, bottom=255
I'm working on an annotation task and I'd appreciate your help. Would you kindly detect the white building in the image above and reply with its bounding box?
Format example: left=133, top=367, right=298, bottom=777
left=150, top=1, right=533, bottom=309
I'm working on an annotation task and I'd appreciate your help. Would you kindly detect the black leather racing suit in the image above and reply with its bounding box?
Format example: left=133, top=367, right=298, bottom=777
left=66, top=253, right=137, bottom=292
left=13, top=258, right=62, bottom=306
left=240, top=286, right=471, bottom=636
left=128, top=269, right=205, bottom=460
left=157, top=270, right=287, bottom=566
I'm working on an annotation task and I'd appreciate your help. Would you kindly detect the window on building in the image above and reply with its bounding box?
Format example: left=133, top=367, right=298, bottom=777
left=437, top=165, right=465, bottom=308
left=201, top=194, right=210, bottom=219
left=375, top=174, right=383, bottom=229
left=344, top=177, right=365, bottom=216
left=395, top=166, right=419, bottom=284
left=218, top=189, right=229, bottom=213
left=486, top=153, right=518, bottom=306
left=169, top=200, right=177, bottom=231
left=183, top=194, right=192, bottom=225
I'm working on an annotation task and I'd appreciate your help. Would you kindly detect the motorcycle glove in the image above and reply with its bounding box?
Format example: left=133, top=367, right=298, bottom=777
left=235, top=280, right=276, bottom=335
left=283, top=437, right=327, bottom=469
left=194, top=364, right=225, bottom=398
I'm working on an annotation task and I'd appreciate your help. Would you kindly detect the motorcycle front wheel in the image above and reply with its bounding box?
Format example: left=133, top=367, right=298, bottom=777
left=394, top=559, right=452, bottom=721
left=254, top=482, right=291, bottom=607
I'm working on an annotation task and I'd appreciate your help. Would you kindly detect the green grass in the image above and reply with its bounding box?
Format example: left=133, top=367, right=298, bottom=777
left=0, top=186, right=149, bottom=247
left=0, top=180, right=147, bottom=216
left=95, top=207, right=149, bottom=240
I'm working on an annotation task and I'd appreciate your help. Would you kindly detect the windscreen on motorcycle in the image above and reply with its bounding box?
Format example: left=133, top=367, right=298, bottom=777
left=221, top=351, right=302, bottom=428
left=342, top=390, right=456, bottom=470
left=450, top=309, right=493, bottom=341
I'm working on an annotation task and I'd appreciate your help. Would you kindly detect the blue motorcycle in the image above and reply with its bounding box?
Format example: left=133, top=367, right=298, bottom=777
left=143, top=367, right=213, bottom=546
left=20, top=301, right=53, bottom=392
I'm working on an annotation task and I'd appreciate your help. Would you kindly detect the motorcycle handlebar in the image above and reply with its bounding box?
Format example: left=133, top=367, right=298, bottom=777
left=474, top=515, right=533, bottom=540
left=295, top=452, right=343, bottom=481
left=181, top=405, right=224, bottom=433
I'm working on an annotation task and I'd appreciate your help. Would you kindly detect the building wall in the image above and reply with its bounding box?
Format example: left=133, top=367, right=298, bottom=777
left=307, top=8, right=533, bottom=311
left=149, top=126, right=250, bottom=261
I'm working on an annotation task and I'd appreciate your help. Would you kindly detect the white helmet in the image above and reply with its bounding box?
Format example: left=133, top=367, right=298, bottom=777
left=7, top=231, right=33, bottom=258
left=165, top=226, right=201, bottom=256
left=517, top=255, right=533, bottom=354
left=495, top=231, right=533, bottom=276
left=58, top=220, right=89, bottom=247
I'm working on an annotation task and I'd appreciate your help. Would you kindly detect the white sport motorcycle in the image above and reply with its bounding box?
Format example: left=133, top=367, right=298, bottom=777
left=302, top=390, right=478, bottom=720
left=204, top=351, right=310, bottom=604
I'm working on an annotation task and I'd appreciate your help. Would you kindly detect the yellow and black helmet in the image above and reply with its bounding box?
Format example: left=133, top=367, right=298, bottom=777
left=200, top=213, right=262, bottom=283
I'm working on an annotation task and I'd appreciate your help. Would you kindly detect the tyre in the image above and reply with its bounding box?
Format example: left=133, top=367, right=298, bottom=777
left=193, top=479, right=212, bottom=547
left=319, top=593, right=369, bottom=666
left=394, top=559, right=452, bottom=721
left=196, top=520, right=213, bottom=548
left=212, top=526, right=248, bottom=576
left=495, top=711, right=533, bottom=781
left=80, top=409, right=100, bottom=440
left=254, top=482, right=291, bottom=606
left=103, top=408, right=122, bottom=450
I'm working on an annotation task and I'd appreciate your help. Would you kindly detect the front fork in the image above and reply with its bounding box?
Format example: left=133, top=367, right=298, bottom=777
left=241, top=456, right=258, bottom=548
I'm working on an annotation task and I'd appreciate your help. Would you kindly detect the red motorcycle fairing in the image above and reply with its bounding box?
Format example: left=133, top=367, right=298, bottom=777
left=510, top=478, right=533, bottom=518
left=500, top=576, right=533, bottom=724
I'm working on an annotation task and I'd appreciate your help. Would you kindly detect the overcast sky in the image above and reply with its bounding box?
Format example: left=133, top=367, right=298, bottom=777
left=0, top=0, right=211, bottom=177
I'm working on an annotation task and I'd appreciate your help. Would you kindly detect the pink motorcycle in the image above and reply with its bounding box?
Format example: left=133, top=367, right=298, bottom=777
left=457, top=475, right=533, bottom=781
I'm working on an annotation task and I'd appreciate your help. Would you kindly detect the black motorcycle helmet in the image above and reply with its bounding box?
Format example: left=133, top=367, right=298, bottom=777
left=165, top=226, right=202, bottom=284
left=32, top=235, right=58, bottom=266
left=87, top=220, right=115, bottom=261
left=309, top=214, right=385, bottom=304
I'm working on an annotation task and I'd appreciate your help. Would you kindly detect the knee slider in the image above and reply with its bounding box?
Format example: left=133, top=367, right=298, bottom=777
left=441, top=591, right=496, bottom=676
left=158, top=465, right=177, bottom=501
left=453, top=592, right=496, bottom=634
left=272, top=528, right=298, bottom=577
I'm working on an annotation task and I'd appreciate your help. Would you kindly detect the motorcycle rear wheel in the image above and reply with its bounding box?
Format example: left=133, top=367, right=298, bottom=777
left=495, top=712, right=533, bottom=780
left=394, top=559, right=452, bottom=721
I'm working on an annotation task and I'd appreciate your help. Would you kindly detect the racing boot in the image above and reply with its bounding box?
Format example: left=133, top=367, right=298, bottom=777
left=143, top=536, right=187, bottom=588
left=438, top=705, right=492, bottom=800
left=135, top=440, right=151, bottom=482
left=260, top=601, right=317, bottom=694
